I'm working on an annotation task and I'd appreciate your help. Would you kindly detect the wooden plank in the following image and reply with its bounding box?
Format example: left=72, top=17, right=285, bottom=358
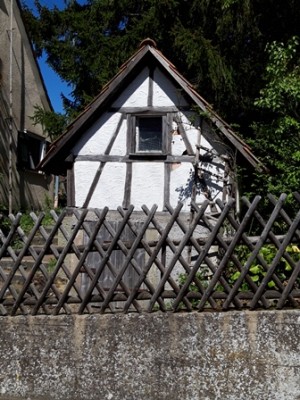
left=122, top=162, right=132, bottom=209
left=147, top=67, right=154, bottom=106
left=76, top=154, right=195, bottom=163
left=127, top=114, right=135, bottom=154
left=109, top=106, right=187, bottom=113
left=166, top=113, right=173, bottom=155
left=67, top=166, right=75, bottom=207
left=164, top=162, right=170, bottom=210
left=3, top=287, right=300, bottom=308
left=174, top=115, right=194, bottom=156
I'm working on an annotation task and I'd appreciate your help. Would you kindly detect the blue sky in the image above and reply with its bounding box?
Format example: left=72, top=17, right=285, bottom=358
left=23, top=0, right=87, bottom=114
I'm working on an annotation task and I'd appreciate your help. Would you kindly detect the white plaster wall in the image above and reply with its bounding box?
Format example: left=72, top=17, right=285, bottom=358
left=153, top=68, right=189, bottom=107
left=74, top=161, right=126, bottom=209
left=131, top=163, right=164, bottom=210
left=169, top=163, right=209, bottom=212
left=73, top=112, right=122, bottom=155
left=71, top=69, right=226, bottom=211
left=112, top=68, right=149, bottom=108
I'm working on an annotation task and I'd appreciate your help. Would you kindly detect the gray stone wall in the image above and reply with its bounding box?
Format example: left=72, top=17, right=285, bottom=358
left=0, top=310, right=300, bottom=400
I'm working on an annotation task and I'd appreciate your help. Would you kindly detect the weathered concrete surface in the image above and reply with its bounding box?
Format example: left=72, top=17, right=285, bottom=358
left=0, top=310, right=300, bottom=400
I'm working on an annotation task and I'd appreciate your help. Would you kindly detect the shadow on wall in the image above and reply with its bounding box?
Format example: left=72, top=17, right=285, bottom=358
left=175, top=168, right=223, bottom=203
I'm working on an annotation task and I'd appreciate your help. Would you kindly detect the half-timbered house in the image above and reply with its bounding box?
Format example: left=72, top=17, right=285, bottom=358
left=39, top=39, right=266, bottom=296
left=39, top=39, right=264, bottom=213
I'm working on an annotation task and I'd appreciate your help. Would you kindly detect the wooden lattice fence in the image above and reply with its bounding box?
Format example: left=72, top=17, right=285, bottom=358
left=0, top=193, right=300, bottom=316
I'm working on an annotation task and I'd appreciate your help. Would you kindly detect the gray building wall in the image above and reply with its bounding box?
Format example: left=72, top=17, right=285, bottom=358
left=0, top=310, right=300, bottom=400
left=0, top=0, right=53, bottom=211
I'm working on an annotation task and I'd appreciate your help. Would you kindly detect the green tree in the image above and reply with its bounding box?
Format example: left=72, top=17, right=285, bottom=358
left=21, top=0, right=267, bottom=118
left=244, top=36, right=300, bottom=202
left=21, top=0, right=300, bottom=196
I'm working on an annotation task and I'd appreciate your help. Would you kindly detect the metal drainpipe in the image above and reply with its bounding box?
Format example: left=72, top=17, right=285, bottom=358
left=54, top=175, right=59, bottom=208
left=8, top=0, right=13, bottom=214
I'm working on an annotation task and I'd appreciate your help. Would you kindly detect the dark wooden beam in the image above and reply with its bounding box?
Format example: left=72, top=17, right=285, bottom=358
left=122, top=162, right=132, bottom=209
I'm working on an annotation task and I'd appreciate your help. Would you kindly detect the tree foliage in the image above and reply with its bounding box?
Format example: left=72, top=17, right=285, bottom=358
left=244, top=36, right=300, bottom=204
left=21, top=0, right=300, bottom=198
left=22, top=1, right=300, bottom=113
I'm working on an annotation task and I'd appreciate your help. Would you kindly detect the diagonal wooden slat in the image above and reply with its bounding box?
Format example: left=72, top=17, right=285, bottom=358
left=0, top=214, right=24, bottom=312
left=121, top=202, right=194, bottom=312
left=240, top=196, right=298, bottom=308
left=31, top=209, right=90, bottom=315
left=11, top=211, right=68, bottom=315
left=211, top=197, right=269, bottom=309
left=0, top=194, right=299, bottom=316
left=221, top=194, right=293, bottom=310
left=163, top=203, right=219, bottom=310
left=53, top=209, right=111, bottom=313
left=269, top=193, right=300, bottom=241
left=185, top=196, right=260, bottom=310
left=77, top=209, right=143, bottom=313
left=54, top=207, right=109, bottom=315
left=99, top=205, right=158, bottom=312
left=176, top=199, right=245, bottom=310
left=102, top=207, right=168, bottom=312
left=78, top=206, right=143, bottom=314
left=0, top=231, right=28, bottom=315
left=75, top=209, right=139, bottom=312
left=0, top=213, right=52, bottom=315
left=150, top=200, right=213, bottom=311
left=0, top=213, right=44, bottom=300
left=171, top=198, right=239, bottom=311
left=249, top=206, right=300, bottom=308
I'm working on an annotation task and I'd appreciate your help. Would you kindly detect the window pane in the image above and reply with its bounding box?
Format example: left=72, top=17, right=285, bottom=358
left=17, top=132, right=47, bottom=170
left=137, top=117, right=162, bottom=152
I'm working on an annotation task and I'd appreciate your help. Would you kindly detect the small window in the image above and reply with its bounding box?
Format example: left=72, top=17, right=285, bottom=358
left=136, top=116, right=163, bottom=152
left=17, top=131, right=49, bottom=171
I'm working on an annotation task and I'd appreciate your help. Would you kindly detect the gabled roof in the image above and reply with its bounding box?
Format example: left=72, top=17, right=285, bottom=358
left=39, top=38, right=265, bottom=175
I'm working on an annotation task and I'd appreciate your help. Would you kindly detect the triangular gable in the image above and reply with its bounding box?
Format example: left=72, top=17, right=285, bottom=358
left=39, top=38, right=265, bottom=175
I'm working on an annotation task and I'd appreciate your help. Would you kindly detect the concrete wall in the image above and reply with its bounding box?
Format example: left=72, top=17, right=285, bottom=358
left=1, top=310, right=300, bottom=400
